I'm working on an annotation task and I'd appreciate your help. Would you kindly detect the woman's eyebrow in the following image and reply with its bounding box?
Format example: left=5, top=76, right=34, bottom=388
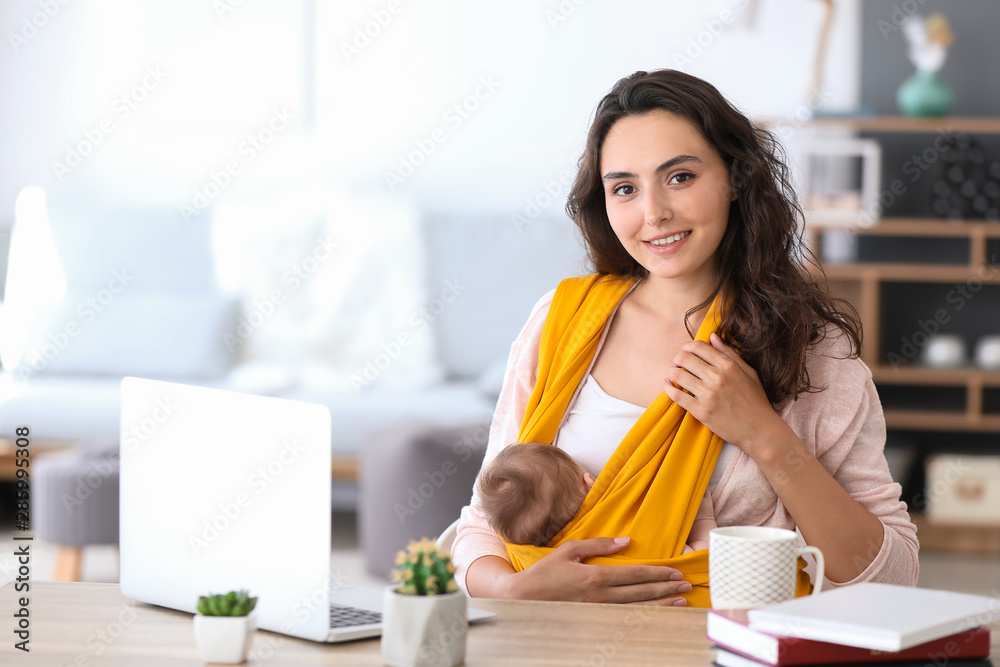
left=602, top=154, right=703, bottom=181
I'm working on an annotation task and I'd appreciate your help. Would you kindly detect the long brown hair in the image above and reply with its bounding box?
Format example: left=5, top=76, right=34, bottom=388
left=566, top=69, right=861, bottom=405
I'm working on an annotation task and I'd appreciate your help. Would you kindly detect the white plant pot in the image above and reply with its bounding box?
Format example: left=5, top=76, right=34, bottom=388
left=193, top=614, right=256, bottom=664
left=380, top=587, right=467, bottom=667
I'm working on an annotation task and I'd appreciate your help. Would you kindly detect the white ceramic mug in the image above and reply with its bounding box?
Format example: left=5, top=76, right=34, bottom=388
left=709, top=526, right=825, bottom=610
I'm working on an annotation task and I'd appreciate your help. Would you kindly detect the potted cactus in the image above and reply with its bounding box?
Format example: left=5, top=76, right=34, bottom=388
left=381, top=538, right=467, bottom=667
left=193, top=589, right=257, bottom=664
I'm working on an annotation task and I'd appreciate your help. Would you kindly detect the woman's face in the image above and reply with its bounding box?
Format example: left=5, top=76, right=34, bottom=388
left=599, top=110, right=734, bottom=284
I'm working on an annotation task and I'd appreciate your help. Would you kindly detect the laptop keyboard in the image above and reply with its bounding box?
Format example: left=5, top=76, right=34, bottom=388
left=329, top=604, right=382, bottom=628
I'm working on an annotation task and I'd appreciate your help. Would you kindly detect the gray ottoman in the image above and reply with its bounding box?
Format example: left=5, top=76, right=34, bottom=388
left=34, top=448, right=119, bottom=580
left=360, top=420, right=489, bottom=578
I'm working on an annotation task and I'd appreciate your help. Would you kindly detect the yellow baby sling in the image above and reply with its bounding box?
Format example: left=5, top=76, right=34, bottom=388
left=504, top=274, right=811, bottom=607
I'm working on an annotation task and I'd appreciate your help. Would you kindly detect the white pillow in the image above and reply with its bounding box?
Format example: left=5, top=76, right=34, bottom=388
left=12, top=292, right=240, bottom=379
left=212, top=186, right=443, bottom=390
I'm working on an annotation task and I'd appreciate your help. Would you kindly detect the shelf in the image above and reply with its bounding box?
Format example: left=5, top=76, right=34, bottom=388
left=872, top=366, right=1000, bottom=387
left=804, top=219, right=1000, bottom=283
left=821, top=263, right=1000, bottom=283
left=799, top=116, right=1000, bottom=134
left=884, top=410, right=1000, bottom=432
left=912, top=514, right=1000, bottom=554
left=808, top=219, right=1000, bottom=237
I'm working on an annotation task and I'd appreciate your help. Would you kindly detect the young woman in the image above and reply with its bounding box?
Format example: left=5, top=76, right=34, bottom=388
left=451, top=69, right=918, bottom=606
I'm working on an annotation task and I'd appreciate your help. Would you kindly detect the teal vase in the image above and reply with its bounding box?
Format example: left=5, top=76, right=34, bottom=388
left=896, top=69, right=955, bottom=117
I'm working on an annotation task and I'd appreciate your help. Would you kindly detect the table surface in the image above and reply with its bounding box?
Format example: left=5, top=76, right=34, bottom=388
left=2, top=581, right=716, bottom=666
left=2, top=582, right=999, bottom=666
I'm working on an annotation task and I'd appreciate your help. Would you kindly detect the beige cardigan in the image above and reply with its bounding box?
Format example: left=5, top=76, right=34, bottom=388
left=452, top=286, right=919, bottom=594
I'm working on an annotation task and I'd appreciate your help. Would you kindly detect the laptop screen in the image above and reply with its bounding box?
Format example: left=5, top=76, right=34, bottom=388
left=119, top=377, right=335, bottom=641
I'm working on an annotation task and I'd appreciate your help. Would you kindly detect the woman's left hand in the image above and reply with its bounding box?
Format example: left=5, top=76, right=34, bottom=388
left=662, top=332, right=785, bottom=454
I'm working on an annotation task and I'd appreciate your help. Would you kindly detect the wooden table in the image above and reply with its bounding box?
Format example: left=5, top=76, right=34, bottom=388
left=1, top=582, right=718, bottom=665
left=4, top=583, right=1000, bottom=665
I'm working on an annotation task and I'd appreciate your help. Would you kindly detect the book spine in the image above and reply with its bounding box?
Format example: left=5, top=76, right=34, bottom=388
left=777, top=627, right=990, bottom=665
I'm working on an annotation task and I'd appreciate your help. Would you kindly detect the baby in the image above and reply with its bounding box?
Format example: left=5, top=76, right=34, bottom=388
left=477, top=442, right=716, bottom=549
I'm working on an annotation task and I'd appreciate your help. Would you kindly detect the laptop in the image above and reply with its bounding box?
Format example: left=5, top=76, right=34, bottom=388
left=119, top=377, right=493, bottom=642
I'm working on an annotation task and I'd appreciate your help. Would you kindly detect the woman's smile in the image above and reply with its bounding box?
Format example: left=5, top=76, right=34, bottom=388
left=644, top=230, right=692, bottom=254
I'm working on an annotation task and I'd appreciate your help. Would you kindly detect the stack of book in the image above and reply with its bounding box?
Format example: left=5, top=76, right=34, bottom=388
left=707, top=583, right=999, bottom=667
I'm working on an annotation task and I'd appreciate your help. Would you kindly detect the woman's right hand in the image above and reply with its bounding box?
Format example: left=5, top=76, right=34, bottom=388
left=483, top=536, right=693, bottom=606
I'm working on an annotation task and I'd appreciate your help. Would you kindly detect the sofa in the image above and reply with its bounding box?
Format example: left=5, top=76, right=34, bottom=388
left=0, top=185, right=588, bottom=570
left=0, top=188, right=243, bottom=442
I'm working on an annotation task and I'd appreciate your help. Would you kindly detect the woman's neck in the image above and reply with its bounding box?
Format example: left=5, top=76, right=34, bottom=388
left=628, top=270, right=719, bottom=331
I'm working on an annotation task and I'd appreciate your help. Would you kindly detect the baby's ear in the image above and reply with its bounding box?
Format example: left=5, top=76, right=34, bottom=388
left=582, top=471, right=595, bottom=491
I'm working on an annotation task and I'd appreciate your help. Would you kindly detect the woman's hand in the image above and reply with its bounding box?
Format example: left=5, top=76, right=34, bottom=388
left=505, top=536, right=692, bottom=606
left=662, top=332, right=790, bottom=456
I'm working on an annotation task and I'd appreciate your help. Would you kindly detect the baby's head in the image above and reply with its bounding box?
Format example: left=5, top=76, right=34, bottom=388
left=477, top=443, right=595, bottom=547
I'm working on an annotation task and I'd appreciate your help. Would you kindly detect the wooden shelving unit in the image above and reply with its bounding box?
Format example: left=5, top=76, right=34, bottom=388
left=800, top=117, right=1000, bottom=550
left=806, top=217, right=1000, bottom=432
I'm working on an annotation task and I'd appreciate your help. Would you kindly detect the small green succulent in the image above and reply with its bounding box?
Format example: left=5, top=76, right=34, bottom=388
left=197, top=589, right=257, bottom=617
left=391, top=537, right=458, bottom=596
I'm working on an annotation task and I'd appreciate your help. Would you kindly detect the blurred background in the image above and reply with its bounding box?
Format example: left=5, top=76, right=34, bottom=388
left=1, top=0, right=999, bottom=592
left=0, top=0, right=859, bottom=214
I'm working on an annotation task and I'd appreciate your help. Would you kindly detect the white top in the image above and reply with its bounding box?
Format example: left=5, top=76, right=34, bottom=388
left=553, top=373, right=736, bottom=492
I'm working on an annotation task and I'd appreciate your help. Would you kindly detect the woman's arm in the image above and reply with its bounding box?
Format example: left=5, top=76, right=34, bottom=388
left=738, top=417, right=886, bottom=583
left=665, top=332, right=917, bottom=584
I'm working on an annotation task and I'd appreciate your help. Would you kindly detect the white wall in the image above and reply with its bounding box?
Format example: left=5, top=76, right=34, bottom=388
left=0, top=0, right=860, bottom=218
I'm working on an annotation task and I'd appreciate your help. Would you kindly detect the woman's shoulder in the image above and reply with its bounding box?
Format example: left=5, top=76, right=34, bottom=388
left=507, top=286, right=558, bottom=362
left=778, top=323, right=885, bottom=460
left=521, top=287, right=556, bottom=335
left=513, top=274, right=638, bottom=367
left=777, top=322, right=872, bottom=418
left=519, top=274, right=610, bottom=338
left=804, top=322, right=869, bottom=383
